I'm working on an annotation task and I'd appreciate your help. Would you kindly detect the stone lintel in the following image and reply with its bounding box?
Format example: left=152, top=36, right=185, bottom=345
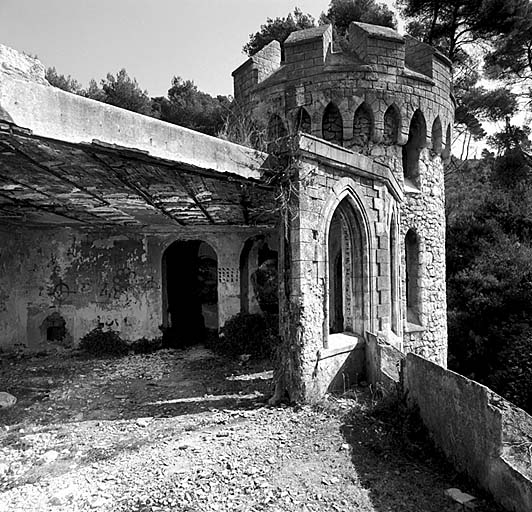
left=296, top=133, right=403, bottom=202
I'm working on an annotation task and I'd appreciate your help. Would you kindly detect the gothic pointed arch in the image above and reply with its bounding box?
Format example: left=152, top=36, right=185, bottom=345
left=383, top=104, right=400, bottom=145
left=326, top=194, right=371, bottom=337
left=405, top=228, right=421, bottom=325
left=402, top=109, right=427, bottom=188
left=267, top=114, right=287, bottom=143
left=322, top=102, right=343, bottom=146
left=353, top=102, right=373, bottom=146
left=295, top=107, right=311, bottom=134
left=162, top=240, right=218, bottom=346
left=389, top=212, right=400, bottom=334
left=432, top=116, right=443, bottom=154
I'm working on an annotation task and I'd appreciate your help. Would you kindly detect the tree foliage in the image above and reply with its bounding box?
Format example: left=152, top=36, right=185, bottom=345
left=243, top=8, right=316, bottom=57
left=45, top=67, right=83, bottom=94
left=45, top=66, right=230, bottom=135
left=397, top=0, right=519, bottom=62
left=97, top=69, right=153, bottom=115
left=243, top=2, right=397, bottom=57
left=153, top=77, right=231, bottom=135
left=447, top=143, right=532, bottom=413
left=483, top=0, right=532, bottom=85
left=320, top=0, right=396, bottom=36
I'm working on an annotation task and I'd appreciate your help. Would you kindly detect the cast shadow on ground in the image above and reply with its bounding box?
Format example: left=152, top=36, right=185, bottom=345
left=339, top=392, right=503, bottom=512
left=0, top=348, right=274, bottom=426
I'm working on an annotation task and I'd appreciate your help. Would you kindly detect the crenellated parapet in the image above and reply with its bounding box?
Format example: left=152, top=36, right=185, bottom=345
left=232, top=22, right=454, bottom=159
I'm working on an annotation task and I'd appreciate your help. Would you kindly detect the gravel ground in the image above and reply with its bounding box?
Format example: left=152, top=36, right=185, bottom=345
left=0, top=347, right=502, bottom=511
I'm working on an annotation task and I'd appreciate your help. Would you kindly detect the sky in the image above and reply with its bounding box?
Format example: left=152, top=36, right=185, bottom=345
left=0, top=0, right=340, bottom=97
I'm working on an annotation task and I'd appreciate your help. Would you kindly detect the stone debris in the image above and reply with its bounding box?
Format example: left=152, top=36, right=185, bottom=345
left=135, top=417, right=153, bottom=427
left=39, top=450, right=59, bottom=464
left=0, top=349, right=500, bottom=512
left=445, top=488, right=477, bottom=507
left=0, top=392, right=16, bottom=408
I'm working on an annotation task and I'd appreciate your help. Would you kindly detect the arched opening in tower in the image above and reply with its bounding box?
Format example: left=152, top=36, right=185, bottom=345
left=402, top=109, right=426, bottom=188
left=405, top=229, right=421, bottom=325
left=352, top=102, right=373, bottom=147
left=432, top=116, right=443, bottom=154
left=322, top=102, right=343, bottom=146
left=327, top=198, right=366, bottom=335
left=383, top=105, right=400, bottom=145
left=295, top=107, right=311, bottom=134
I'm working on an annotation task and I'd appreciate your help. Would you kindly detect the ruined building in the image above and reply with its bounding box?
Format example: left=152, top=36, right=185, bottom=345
left=233, top=23, right=453, bottom=400
left=0, top=22, right=453, bottom=401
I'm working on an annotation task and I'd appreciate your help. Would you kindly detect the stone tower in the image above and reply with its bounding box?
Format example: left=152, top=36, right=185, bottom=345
left=233, top=22, right=454, bottom=401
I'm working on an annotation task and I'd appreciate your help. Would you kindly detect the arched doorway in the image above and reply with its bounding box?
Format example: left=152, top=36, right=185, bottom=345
left=327, top=197, right=367, bottom=336
left=240, top=237, right=278, bottom=315
left=162, top=240, right=218, bottom=346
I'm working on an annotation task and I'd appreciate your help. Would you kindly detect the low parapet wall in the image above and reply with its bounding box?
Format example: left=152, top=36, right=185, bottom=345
left=368, top=339, right=532, bottom=511
left=366, top=332, right=404, bottom=393
left=403, top=353, right=532, bottom=512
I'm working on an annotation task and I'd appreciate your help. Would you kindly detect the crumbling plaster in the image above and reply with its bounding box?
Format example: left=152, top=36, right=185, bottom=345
left=0, top=225, right=270, bottom=348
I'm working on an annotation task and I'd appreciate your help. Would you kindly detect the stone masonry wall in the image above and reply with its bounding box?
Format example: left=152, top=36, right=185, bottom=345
left=233, top=21, right=453, bottom=367
left=279, top=140, right=401, bottom=400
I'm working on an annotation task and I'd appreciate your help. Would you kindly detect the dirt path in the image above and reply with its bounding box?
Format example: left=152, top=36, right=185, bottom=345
left=0, top=348, right=501, bottom=511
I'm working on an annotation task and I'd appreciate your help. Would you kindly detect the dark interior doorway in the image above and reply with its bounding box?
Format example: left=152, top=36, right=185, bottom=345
left=162, top=240, right=218, bottom=347
left=329, top=211, right=344, bottom=334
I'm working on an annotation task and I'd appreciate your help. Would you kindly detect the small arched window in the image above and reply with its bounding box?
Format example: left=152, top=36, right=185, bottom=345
left=353, top=102, right=373, bottom=146
left=443, top=123, right=452, bottom=159
left=405, top=229, right=421, bottom=325
left=295, top=107, right=311, bottom=134
left=432, top=116, right=443, bottom=154
left=322, top=102, right=343, bottom=146
left=389, top=215, right=399, bottom=334
left=402, top=109, right=427, bottom=188
left=267, top=114, right=287, bottom=143
left=383, top=105, right=400, bottom=145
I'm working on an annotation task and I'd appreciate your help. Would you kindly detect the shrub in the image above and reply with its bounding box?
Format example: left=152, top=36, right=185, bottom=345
left=78, top=327, right=128, bottom=357
left=217, top=312, right=279, bottom=359
left=130, top=337, right=163, bottom=355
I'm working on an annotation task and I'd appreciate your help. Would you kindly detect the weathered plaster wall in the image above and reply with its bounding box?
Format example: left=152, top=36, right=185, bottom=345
left=0, top=227, right=161, bottom=348
left=404, top=353, right=532, bottom=512
left=0, top=225, right=270, bottom=349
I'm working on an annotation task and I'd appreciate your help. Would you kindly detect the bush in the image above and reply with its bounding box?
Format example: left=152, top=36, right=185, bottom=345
left=217, top=313, right=279, bottom=359
left=78, top=327, right=129, bottom=357
left=130, top=337, right=163, bottom=355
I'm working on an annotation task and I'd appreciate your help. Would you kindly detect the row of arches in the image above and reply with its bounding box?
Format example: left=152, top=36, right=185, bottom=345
left=268, top=103, right=450, bottom=150
left=161, top=223, right=421, bottom=348
left=268, top=104, right=450, bottom=188
left=161, top=237, right=278, bottom=346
